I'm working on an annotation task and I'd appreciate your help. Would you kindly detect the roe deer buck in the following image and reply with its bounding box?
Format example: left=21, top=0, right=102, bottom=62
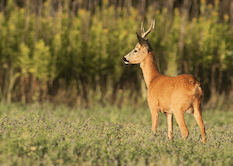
left=123, top=20, right=206, bottom=143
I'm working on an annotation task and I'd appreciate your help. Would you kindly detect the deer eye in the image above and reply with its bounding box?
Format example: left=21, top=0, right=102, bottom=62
left=134, top=50, right=138, bottom=53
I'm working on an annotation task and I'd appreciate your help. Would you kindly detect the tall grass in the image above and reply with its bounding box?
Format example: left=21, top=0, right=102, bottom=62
left=0, top=103, right=232, bottom=165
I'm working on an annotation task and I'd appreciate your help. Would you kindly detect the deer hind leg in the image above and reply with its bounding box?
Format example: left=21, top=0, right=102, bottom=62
left=166, top=113, right=173, bottom=140
left=193, top=98, right=206, bottom=143
left=173, top=109, right=189, bottom=140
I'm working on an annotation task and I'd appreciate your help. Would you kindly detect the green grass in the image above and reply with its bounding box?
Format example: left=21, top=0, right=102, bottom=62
left=0, top=103, right=232, bottom=166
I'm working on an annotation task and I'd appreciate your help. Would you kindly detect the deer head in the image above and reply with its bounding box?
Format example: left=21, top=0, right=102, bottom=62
left=123, top=20, right=155, bottom=64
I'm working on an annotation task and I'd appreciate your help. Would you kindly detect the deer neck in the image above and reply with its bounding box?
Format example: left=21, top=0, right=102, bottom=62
left=140, top=51, right=161, bottom=88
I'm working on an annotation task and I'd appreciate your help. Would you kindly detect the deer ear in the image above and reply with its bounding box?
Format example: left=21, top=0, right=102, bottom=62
left=136, top=32, right=150, bottom=48
left=136, top=32, right=146, bottom=46
left=136, top=32, right=152, bottom=51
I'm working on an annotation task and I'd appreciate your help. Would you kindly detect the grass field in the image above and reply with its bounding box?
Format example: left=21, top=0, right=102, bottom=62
left=0, top=103, right=232, bottom=166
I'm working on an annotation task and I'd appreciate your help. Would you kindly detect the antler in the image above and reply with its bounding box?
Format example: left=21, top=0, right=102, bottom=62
left=141, top=19, right=155, bottom=38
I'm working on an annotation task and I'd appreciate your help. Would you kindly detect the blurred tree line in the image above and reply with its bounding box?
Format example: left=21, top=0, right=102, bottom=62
left=0, top=0, right=233, bottom=109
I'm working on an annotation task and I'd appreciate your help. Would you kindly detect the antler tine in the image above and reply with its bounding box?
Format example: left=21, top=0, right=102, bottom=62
left=141, top=19, right=155, bottom=38
left=141, top=22, right=145, bottom=36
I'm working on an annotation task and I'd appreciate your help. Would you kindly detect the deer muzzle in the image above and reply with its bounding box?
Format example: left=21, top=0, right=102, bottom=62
left=123, top=56, right=129, bottom=64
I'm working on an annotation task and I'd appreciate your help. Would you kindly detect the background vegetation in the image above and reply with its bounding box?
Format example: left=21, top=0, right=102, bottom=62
left=0, top=1, right=232, bottom=165
left=0, top=103, right=232, bottom=165
left=0, top=0, right=233, bottom=109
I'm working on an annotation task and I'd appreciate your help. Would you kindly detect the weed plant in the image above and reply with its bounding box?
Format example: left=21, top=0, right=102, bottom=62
left=0, top=103, right=232, bottom=165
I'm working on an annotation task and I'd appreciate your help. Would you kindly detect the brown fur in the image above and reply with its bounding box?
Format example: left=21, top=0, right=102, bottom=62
left=123, top=23, right=206, bottom=143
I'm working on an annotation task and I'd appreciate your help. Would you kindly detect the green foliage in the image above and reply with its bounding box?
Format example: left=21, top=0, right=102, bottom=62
left=32, top=40, right=51, bottom=81
left=89, top=18, right=108, bottom=74
left=18, top=43, right=30, bottom=76
left=0, top=104, right=232, bottom=165
left=0, top=0, right=232, bottom=105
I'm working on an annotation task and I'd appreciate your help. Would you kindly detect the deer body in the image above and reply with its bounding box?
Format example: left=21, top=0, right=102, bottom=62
left=123, top=21, right=206, bottom=143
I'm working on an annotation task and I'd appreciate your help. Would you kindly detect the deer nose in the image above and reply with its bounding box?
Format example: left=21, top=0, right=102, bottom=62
left=123, top=57, right=129, bottom=63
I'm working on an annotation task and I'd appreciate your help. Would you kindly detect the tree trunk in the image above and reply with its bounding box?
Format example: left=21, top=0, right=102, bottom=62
left=207, top=63, right=218, bottom=109
left=100, top=74, right=107, bottom=106
left=167, top=0, right=174, bottom=20
left=26, top=73, right=35, bottom=104
left=191, top=0, right=199, bottom=18
left=39, top=82, right=47, bottom=103
left=139, top=0, right=146, bottom=19
left=230, top=0, right=233, bottom=34
left=6, top=61, right=13, bottom=104
left=0, top=68, right=3, bottom=101
left=80, top=74, right=89, bottom=108
left=194, top=48, right=201, bottom=78
left=20, top=75, right=26, bottom=104
left=2, top=67, right=8, bottom=103
left=206, top=49, right=219, bottom=109
left=178, top=0, right=191, bottom=74
left=111, top=81, right=119, bottom=105
left=218, top=69, right=223, bottom=93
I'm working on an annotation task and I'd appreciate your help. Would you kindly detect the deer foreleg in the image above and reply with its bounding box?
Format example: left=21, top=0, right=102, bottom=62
left=151, top=109, right=159, bottom=134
